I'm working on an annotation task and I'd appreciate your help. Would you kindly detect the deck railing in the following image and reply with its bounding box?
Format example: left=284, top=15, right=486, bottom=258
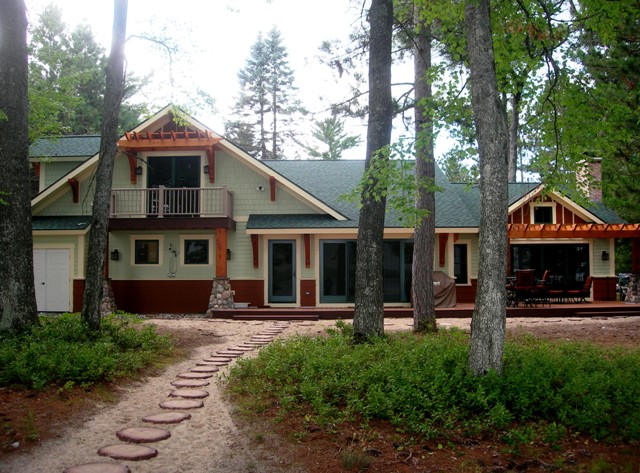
left=110, top=186, right=233, bottom=218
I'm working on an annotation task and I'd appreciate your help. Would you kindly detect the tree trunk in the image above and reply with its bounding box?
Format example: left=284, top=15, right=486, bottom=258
left=464, top=0, right=509, bottom=375
left=412, top=21, right=437, bottom=333
left=0, top=0, right=38, bottom=332
left=353, top=0, right=393, bottom=342
left=81, top=0, right=128, bottom=331
left=508, top=92, right=521, bottom=183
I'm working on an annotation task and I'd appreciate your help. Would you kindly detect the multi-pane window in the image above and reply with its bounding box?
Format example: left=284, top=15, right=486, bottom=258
left=134, top=239, right=160, bottom=264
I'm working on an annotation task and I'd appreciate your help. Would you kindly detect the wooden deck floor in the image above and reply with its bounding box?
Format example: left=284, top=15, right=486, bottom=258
left=211, top=301, right=640, bottom=321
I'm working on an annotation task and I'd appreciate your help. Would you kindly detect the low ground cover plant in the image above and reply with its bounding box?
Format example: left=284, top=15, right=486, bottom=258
left=0, top=312, right=173, bottom=389
left=226, top=322, right=640, bottom=444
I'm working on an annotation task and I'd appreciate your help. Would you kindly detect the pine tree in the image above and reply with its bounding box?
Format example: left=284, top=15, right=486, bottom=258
left=303, top=116, right=361, bottom=160
left=226, top=28, right=302, bottom=160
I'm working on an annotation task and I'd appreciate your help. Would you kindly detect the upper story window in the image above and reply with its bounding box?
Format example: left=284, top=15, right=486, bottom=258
left=532, top=204, right=554, bottom=224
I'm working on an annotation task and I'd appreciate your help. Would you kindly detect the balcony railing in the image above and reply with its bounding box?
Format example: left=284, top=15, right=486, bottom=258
left=110, top=186, right=233, bottom=219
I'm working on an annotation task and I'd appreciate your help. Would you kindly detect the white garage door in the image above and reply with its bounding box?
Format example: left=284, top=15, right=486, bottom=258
left=33, top=249, right=70, bottom=312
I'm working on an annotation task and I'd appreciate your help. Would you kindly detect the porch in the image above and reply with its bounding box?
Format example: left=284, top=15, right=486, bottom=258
left=209, top=300, right=640, bottom=321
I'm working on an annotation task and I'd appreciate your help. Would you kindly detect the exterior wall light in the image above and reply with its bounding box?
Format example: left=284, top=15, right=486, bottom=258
left=110, top=249, right=120, bottom=261
left=203, top=165, right=209, bottom=174
left=135, top=166, right=143, bottom=175
left=226, top=249, right=232, bottom=260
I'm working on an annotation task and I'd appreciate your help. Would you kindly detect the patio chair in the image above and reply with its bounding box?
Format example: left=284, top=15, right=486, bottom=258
left=567, top=276, right=593, bottom=303
left=534, top=270, right=551, bottom=305
left=514, top=269, right=536, bottom=306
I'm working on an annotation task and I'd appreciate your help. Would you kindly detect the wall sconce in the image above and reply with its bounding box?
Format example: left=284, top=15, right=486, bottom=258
left=135, top=166, right=143, bottom=175
left=110, top=249, right=120, bottom=261
left=226, top=249, right=232, bottom=260
left=601, top=250, right=609, bottom=261
left=203, top=165, right=209, bottom=175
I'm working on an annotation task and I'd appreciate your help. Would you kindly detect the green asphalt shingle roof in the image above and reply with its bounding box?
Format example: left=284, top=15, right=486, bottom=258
left=30, top=136, right=101, bottom=158
left=32, top=216, right=93, bottom=231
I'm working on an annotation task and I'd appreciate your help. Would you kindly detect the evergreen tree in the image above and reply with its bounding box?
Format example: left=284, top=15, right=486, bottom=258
left=303, top=116, right=360, bottom=160
left=28, top=4, right=145, bottom=139
left=226, top=27, right=303, bottom=160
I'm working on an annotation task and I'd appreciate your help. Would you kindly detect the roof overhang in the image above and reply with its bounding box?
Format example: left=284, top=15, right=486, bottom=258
left=509, top=185, right=605, bottom=224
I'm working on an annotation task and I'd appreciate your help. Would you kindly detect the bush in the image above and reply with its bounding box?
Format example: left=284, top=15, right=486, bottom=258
left=0, top=312, right=172, bottom=389
left=226, top=325, right=640, bottom=443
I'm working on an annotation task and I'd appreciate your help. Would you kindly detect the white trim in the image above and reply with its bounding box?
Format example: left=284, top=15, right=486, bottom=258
left=130, top=234, right=164, bottom=266
left=529, top=201, right=556, bottom=224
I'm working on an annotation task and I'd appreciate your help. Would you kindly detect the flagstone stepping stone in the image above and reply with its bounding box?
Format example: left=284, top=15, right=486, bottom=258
left=142, top=412, right=191, bottom=424
left=195, top=360, right=225, bottom=366
left=251, top=335, right=275, bottom=339
left=170, top=388, right=209, bottom=399
left=215, top=351, right=242, bottom=357
left=244, top=341, right=270, bottom=346
left=189, top=366, right=219, bottom=373
left=64, top=463, right=131, bottom=473
left=159, top=399, right=204, bottom=410
left=224, top=347, right=249, bottom=353
left=97, top=444, right=158, bottom=461
left=229, top=346, right=254, bottom=351
left=116, top=426, right=171, bottom=444
left=176, top=371, right=213, bottom=379
left=208, top=356, right=233, bottom=362
left=171, top=378, right=209, bottom=388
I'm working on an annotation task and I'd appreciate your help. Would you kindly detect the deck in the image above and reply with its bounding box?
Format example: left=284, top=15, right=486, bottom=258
left=210, top=301, right=640, bottom=321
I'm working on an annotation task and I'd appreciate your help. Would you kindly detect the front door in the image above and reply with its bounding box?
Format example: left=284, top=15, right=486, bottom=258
left=268, top=240, right=296, bottom=303
left=33, top=249, right=70, bottom=312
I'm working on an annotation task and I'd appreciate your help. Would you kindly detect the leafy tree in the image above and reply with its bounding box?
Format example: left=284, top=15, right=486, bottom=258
left=302, top=116, right=361, bottom=160
left=353, top=0, right=394, bottom=342
left=226, top=27, right=303, bottom=160
left=464, top=0, right=509, bottom=375
left=81, top=0, right=128, bottom=331
left=28, top=3, right=145, bottom=139
left=0, top=0, right=38, bottom=331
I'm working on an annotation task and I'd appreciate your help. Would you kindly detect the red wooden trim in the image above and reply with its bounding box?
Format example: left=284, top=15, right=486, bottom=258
left=127, top=154, right=137, bottom=184
left=304, top=234, right=310, bottom=268
left=269, top=176, right=276, bottom=202
left=508, top=223, right=640, bottom=239
left=205, top=147, right=215, bottom=183
left=438, top=233, right=448, bottom=267
left=300, top=280, right=316, bottom=306
left=251, top=235, right=259, bottom=268
left=67, top=178, right=79, bottom=203
left=216, top=228, right=228, bottom=278
left=33, top=162, right=41, bottom=177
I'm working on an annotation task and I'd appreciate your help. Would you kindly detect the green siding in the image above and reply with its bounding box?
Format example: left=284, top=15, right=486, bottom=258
left=228, top=221, right=263, bottom=280
left=592, top=239, right=613, bottom=276
left=36, top=173, right=96, bottom=217
left=43, top=162, right=83, bottom=188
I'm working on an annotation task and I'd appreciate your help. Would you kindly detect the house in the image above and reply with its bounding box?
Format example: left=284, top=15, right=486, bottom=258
left=29, top=105, right=640, bottom=314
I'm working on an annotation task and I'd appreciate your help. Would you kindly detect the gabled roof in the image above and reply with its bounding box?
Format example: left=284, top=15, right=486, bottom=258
left=30, top=135, right=101, bottom=158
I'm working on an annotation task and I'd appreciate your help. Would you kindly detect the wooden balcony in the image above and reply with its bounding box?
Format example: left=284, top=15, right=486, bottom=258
left=109, top=186, right=234, bottom=231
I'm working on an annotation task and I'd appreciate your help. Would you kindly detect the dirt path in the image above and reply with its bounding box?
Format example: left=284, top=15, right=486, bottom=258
left=2, top=316, right=638, bottom=472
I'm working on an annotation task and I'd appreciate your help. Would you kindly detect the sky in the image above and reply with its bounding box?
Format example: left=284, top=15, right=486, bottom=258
left=24, top=0, right=427, bottom=160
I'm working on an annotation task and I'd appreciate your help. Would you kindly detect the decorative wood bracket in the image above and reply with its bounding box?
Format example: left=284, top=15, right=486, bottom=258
left=438, top=233, right=448, bottom=267
left=127, top=153, right=138, bottom=184
left=67, top=178, right=79, bottom=204
left=304, top=234, right=310, bottom=268
left=205, top=147, right=216, bottom=183
left=251, top=235, right=259, bottom=268
left=33, top=162, right=41, bottom=177
left=269, top=176, right=276, bottom=202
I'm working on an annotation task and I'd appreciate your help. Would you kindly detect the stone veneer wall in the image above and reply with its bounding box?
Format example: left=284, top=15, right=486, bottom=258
left=626, top=275, right=640, bottom=304
left=100, top=279, right=117, bottom=317
left=205, top=277, right=235, bottom=315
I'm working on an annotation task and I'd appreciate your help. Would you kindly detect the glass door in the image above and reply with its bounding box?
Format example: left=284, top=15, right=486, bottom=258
left=268, top=240, right=296, bottom=303
left=147, top=156, right=200, bottom=215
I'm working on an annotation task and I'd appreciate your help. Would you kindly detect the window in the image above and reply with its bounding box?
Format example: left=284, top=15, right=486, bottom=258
left=533, top=205, right=554, bottom=224
left=135, top=239, right=160, bottom=264
left=454, top=243, right=468, bottom=284
left=184, top=239, right=209, bottom=265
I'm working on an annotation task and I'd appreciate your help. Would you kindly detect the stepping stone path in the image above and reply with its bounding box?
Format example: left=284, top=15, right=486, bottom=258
left=64, top=321, right=292, bottom=470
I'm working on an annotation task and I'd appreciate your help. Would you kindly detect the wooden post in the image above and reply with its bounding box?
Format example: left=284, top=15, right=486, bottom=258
left=216, top=228, right=228, bottom=278
left=632, top=238, right=640, bottom=274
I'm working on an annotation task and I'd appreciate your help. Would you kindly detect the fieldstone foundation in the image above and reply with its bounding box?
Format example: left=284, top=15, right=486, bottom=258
left=101, top=279, right=117, bottom=317
left=626, top=275, right=640, bottom=304
left=205, top=277, right=235, bottom=316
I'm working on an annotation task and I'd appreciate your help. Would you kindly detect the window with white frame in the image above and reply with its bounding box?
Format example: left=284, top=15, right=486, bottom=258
left=532, top=204, right=555, bottom=224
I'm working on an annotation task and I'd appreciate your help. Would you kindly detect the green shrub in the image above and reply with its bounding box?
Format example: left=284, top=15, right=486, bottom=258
left=226, top=324, right=640, bottom=443
left=0, top=312, right=172, bottom=389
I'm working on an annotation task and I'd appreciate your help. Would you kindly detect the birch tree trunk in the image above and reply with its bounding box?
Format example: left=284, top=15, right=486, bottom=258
left=353, top=0, right=393, bottom=341
left=0, top=0, right=38, bottom=332
left=412, top=21, right=437, bottom=333
left=81, top=0, right=128, bottom=331
left=464, top=0, right=509, bottom=375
